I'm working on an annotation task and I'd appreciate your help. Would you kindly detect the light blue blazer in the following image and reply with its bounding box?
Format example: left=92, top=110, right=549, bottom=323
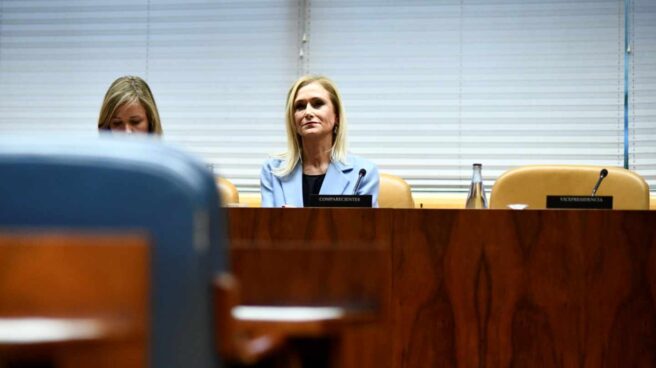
left=260, top=154, right=379, bottom=208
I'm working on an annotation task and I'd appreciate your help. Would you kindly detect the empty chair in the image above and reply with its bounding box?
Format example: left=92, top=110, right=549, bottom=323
left=0, top=136, right=226, bottom=367
left=490, top=165, right=649, bottom=210
left=379, top=173, right=415, bottom=208
left=215, top=176, right=240, bottom=206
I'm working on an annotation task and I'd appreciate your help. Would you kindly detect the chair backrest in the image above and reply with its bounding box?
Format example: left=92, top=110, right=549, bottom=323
left=239, top=192, right=261, bottom=207
left=490, top=165, right=649, bottom=210
left=379, top=173, right=415, bottom=208
left=215, top=177, right=239, bottom=205
left=0, top=136, right=226, bottom=368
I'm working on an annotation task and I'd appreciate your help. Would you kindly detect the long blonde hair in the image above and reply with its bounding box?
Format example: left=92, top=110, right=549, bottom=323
left=273, top=75, right=348, bottom=177
left=98, top=76, right=163, bottom=135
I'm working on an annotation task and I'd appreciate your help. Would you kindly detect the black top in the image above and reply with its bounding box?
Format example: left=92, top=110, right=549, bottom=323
left=302, top=173, right=326, bottom=206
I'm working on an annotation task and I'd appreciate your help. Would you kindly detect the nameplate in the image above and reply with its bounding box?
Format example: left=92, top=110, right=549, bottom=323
left=308, top=195, right=373, bottom=208
left=546, top=195, right=613, bottom=209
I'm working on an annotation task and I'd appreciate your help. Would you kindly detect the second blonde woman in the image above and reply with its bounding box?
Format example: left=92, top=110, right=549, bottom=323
left=98, top=76, right=163, bottom=135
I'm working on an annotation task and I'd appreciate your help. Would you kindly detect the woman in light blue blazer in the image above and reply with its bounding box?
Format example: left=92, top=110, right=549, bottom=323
left=260, top=75, right=379, bottom=207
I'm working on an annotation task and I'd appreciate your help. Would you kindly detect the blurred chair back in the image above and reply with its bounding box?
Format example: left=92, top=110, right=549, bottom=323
left=216, top=177, right=239, bottom=206
left=0, top=136, right=226, bottom=368
left=379, top=173, right=415, bottom=208
left=490, top=165, right=649, bottom=210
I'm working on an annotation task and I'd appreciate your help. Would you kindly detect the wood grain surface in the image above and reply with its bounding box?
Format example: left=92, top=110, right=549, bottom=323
left=228, top=208, right=656, bottom=368
left=0, top=232, right=150, bottom=368
left=229, top=208, right=392, bottom=368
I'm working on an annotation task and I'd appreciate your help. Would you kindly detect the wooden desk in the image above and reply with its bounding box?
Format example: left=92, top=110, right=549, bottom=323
left=228, top=208, right=656, bottom=368
left=0, top=233, right=149, bottom=368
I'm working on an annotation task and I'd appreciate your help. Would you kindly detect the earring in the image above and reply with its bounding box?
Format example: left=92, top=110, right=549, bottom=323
left=333, top=126, right=338, bottom=134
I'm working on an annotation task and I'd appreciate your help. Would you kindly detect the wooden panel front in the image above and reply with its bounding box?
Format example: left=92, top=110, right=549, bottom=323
left=393, top=209, right=656, bottom=367
left=0, top=232, right=150, bottom=368
left=228, top=208, right=392, bottom=368
left=228, top=208, right=656, bottom=368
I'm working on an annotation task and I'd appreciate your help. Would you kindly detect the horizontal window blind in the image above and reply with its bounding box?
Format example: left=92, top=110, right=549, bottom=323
left=306, top=0, right=626, bottom=191
left=1, top=0, right=654, bottom=194
left=147, top=0, right=298, bottom=191
left=630, top=0, right=656, bottom=188
left=0, top=0, right=298, bottom=192
left=0, top=1, right=150, bottom=136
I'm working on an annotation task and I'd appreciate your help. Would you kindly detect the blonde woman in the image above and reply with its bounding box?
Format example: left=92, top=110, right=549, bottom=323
left=98, top=76, right=163, bottom=134
left=260, top=75, right=379, bottom=207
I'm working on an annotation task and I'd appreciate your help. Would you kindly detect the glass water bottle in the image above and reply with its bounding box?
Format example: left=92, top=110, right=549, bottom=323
left=465, top=163, right=488, bottom=209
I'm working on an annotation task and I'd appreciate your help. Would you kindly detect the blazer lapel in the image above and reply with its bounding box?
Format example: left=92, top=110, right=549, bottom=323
left=281, top=164, right=304, bottom=207
left=320, top=160, right=353, bottom=195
